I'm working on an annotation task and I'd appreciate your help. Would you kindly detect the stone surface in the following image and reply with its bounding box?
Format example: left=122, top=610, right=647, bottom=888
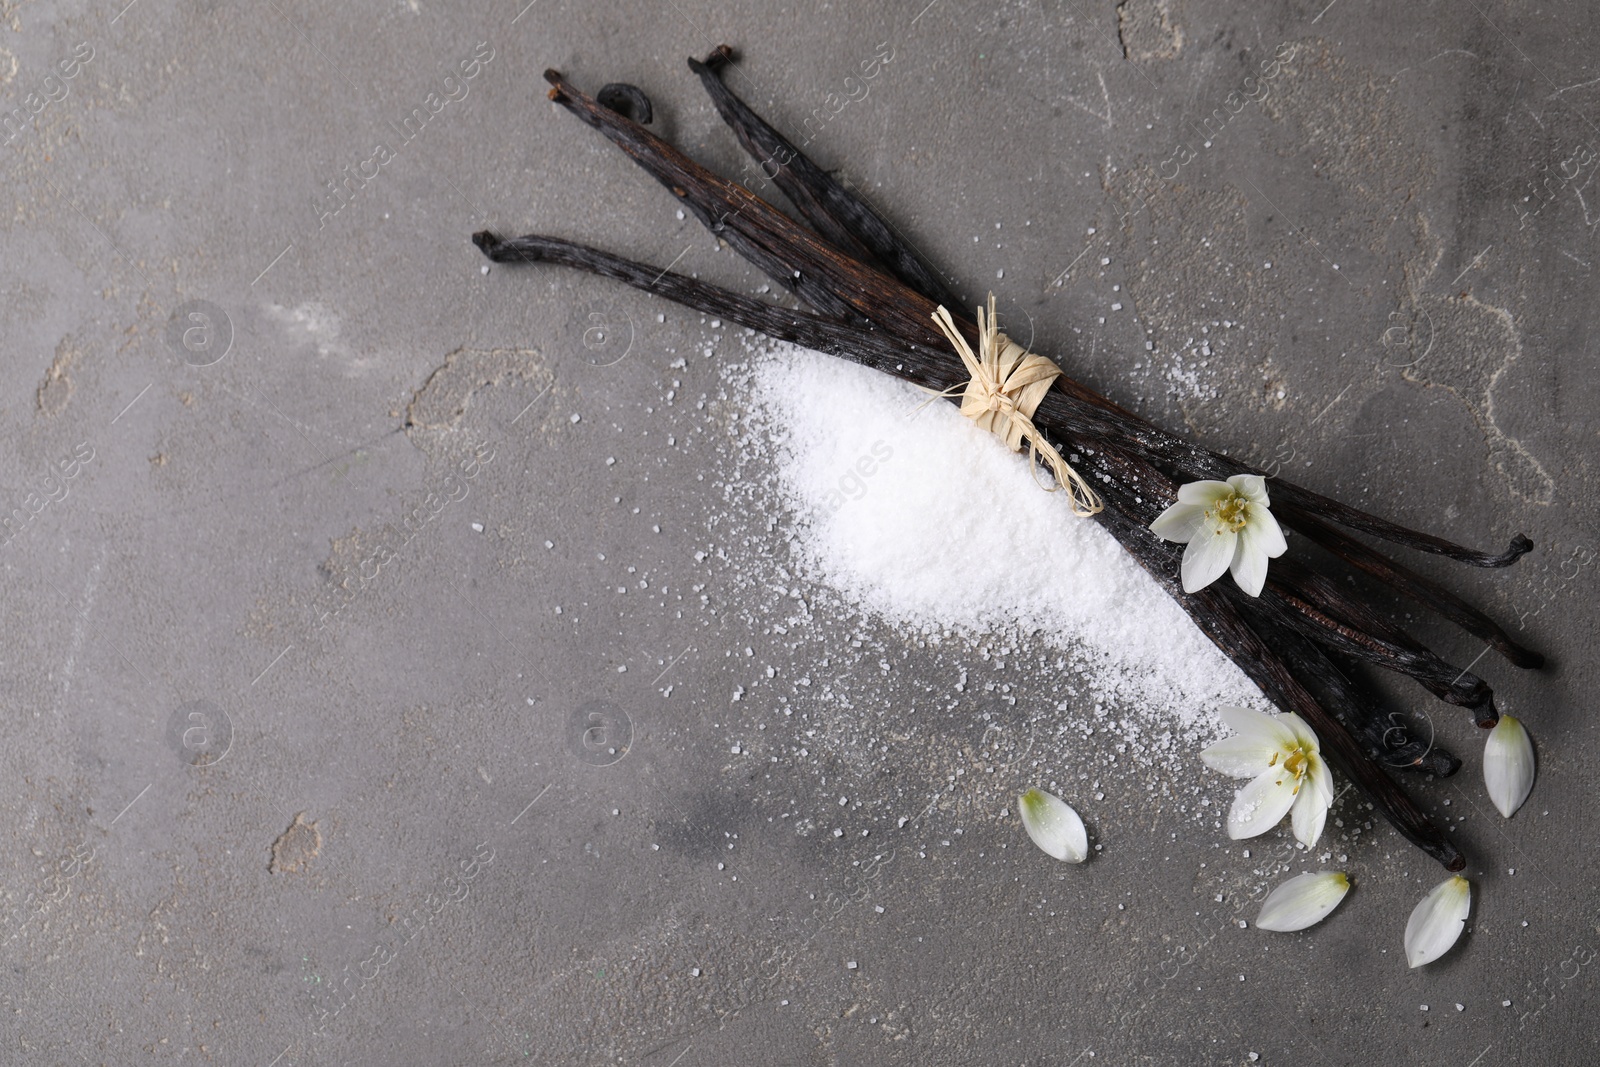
left=2, top=1, right=1596, bottom=1064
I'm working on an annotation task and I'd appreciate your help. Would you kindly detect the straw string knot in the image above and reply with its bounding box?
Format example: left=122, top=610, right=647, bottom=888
left=930, top=295, right=1104, bottom=517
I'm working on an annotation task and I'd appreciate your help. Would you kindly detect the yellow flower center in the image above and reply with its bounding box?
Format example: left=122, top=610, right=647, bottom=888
left=1268, top=745, right=1312, bottom=794
left=1208, top=493, right=1251, bottom=533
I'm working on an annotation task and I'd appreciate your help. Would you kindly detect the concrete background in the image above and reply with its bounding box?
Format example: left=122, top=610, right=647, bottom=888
left=2, top=0, right=1597, bottom=1063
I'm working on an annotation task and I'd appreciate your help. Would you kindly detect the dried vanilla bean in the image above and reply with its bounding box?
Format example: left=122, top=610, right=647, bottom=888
left=544, top=70, right=917, bottom=335
left=472, top=61, right=1543, bottom=870
left=595, top=82, right=653, bottom=124
left=1091, top=505, right=1465, bottom=869
left=1260, top=560, right=1497, bottom=727
left=475, top=224, right=1465, bottom=867
left=1253, top=619, right=1461, bottom=779
left=1034, top=421, right=1505, bottom=726
left=594, top=54, right=1542, bottom=596
left=680, top=50, right=1536, bottom=581
left=687, top=47, right=963, bottom=310
left=1278, top=506, right=1543, bottom=669
left=472, top=231, right=957, bottom=380
left=1066, top=447, right=1468, bottom=787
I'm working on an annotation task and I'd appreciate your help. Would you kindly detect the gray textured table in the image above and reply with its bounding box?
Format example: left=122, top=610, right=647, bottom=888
left=3, top=1, right=1596, bottom=1063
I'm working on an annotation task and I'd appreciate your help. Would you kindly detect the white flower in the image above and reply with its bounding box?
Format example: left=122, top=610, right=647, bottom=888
left=1484, top=714, right=1536, bottom=818
left=1404, top=876, right=1471, bottom=968
left=1017, top=788, right=1089, bottom=863
left=1201, top=706, right=1333, bottom=847
left=1255, top=871, right=1351, bottom=932
left=1149, top=474, right=1288, bottom=596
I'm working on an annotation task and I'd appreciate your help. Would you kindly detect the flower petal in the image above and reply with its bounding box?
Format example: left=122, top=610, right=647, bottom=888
left=1256, top=871, right=1351, bottom=932
left=1201, top=735, right=1282, bottom=778
left=1307, top=753, right=1334, bottom=810
left=1240, top=505, right=1288, bottom=559
left=1277, top=711, right=1322, bottom=753
left=1484, top=714, right=1536, bottom=818
left=1226, top=765, right=1299, bottom=840
left=1290, top=777, right=1329, bottom=847
left=1229, top=534, right=1270, bottom=597
left=1149, top=502, right=1207, bottom=544
left=1181, top=524, right=1237, bottom=593
left=1018, top=788, right=1089, bottom=863
left=1404, top=876, right=1471, bottom=968
left=1201, top=707, right=1296, bottom=777
left=1228, top=473, right=1270, bottom=504
left=1217, top=705, right=1298, bottom=747
left=1177, top=479, right=1234, bottom=506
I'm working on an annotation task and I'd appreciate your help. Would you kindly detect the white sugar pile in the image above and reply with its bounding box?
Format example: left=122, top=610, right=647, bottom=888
left=745, top=343, right=1265, bottom=735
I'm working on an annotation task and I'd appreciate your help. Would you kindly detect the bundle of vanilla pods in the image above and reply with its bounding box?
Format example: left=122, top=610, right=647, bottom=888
left=473, top=47, right=1541, bottom=870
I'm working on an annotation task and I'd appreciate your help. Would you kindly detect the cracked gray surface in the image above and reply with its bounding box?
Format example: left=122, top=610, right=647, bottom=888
left=3, top=0, right=1598, bottom=1064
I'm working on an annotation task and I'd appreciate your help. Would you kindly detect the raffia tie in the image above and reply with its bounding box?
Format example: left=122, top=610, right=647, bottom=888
left=930, top=295, right=1104, bottom=517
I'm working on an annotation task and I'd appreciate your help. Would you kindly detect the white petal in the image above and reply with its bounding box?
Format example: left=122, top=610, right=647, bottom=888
left=1181, top=525, right=1237, bottom=593
left=1177, top=479, right=1234, bottom=506
left=1404, top=876, right=1472, bottom=968
left=1256, top=871, right=1351, bottom=932
left=1226, top=765, right=1299, bottom=840
left=1290, top=778, right=1329, bottom=847
left=1217, top=705, right=1298, bottom=747
left=1201, top=735, right=1282, bottom=778
left=1307, top=753, right=1334, bottom=809
left=1018, top=788, right=1089, bottom=863
left=1229, top=536, right=1269, bottom=597
left=1240, top=506, right=1287, bottom=558
left=1484, top=715, right=1535, bottom=818
left=1278, top=711, right=1322, bottom=753
left=1201, top=707, right=1295, bottom=776
left=1149, top=502, right=1207, bottom=543
left=1228, top=473, right=1270, bottom=504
